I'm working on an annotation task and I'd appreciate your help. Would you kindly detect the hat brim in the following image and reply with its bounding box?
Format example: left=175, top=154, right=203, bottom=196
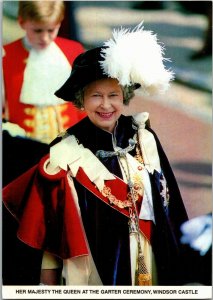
left=55, top=47, right=109, bottom=102
left=54, top=45, right=141, bottom=102
left=55, top=63, right=107, bottom=102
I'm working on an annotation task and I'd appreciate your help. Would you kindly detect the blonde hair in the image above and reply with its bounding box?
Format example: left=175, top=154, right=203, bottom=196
left=18, top=1, right=65, bottom=24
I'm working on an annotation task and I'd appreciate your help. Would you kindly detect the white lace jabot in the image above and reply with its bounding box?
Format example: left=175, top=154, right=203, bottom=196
left=20, top=41, right=71, bottom=106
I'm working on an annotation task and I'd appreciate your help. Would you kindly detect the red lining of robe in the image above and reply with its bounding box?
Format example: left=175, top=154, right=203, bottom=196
left=3, top=154, right=152, bottom=259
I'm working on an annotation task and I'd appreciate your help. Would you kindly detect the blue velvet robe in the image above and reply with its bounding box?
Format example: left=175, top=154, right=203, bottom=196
left=3, top=115, right=188, bottom=285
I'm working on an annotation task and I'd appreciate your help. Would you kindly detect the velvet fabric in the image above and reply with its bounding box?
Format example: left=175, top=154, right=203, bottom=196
left=3, top=115, right=188, bottom=285
left=67, top=116, right=188, bottom=285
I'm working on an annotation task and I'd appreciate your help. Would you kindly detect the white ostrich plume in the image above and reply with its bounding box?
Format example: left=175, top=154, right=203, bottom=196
left=100, top=22, right=174, bottom=95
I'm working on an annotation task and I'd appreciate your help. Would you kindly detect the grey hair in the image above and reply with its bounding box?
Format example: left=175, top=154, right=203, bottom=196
left=73, top=85, right=135, bottom=109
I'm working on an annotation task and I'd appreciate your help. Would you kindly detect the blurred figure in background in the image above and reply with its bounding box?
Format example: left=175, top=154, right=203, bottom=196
left=190, top=3, right=212, bottom=60
left=2, top=0, right=86, bottom=145
left=132, top=1, right=212, bottom=60
left=58, top=1, right=80, bottom=41
left=180, top=213, right=212, bottom=285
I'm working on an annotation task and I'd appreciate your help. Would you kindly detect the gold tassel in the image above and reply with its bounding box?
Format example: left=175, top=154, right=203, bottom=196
left=138, top=273, right=152, bottom=286
left=137, top=253, right=152, bottom=285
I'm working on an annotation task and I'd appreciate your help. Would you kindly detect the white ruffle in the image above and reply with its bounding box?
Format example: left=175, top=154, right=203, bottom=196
left=20, top=41, right=71, bottom=106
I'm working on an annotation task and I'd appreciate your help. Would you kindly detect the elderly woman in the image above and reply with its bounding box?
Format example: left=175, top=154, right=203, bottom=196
left=3, top=23, right=188, bottom=286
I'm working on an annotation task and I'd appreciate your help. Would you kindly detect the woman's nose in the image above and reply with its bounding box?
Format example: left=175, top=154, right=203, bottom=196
left=100, top=97, right=111, bottom=109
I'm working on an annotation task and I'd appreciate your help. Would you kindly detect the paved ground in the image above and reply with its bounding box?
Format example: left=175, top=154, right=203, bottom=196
left=2, top=2, right=212, bottom=219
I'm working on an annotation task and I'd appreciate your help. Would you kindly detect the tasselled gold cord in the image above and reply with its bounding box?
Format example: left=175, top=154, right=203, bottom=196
left=118, top=151, right=152, bottom=286
left=96, top=136, right=152, bottom=285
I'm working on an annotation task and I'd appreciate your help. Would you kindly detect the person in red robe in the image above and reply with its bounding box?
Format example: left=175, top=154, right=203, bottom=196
left=3, top=1, right=86, bottom=144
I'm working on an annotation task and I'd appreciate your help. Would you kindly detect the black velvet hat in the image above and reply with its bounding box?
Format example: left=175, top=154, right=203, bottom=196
left=55, top=47, right=108, bottom=102
left=55, top=23, right=174, bottom=102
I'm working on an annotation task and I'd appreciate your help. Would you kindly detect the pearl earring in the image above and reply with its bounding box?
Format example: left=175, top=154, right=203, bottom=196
left=80, top=107, right=85, bottom=111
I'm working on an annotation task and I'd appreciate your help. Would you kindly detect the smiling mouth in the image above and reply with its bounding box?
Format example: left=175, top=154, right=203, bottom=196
left=97, top=112, right=114, bottom=119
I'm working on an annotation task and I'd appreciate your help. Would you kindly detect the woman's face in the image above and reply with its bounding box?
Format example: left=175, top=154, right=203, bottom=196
left=83, top=78, right=124, bottom=133
left=19, top=19, right=60, bottom=50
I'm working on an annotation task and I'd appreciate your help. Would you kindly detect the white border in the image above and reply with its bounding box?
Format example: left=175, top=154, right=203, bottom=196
left=2, top=286, right=212, bottom=299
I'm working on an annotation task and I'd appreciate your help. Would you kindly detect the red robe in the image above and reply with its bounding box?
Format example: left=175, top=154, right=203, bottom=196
left=3, top=155, right=89, bottom=259
left=3, top=37, right=86, bottom=141
left=3, top=154, right=152, bottom=260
